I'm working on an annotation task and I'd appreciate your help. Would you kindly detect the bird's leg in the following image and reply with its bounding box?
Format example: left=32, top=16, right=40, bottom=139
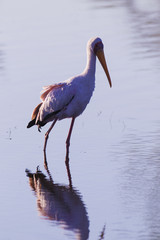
left=44, top=151, right=48, bottom=169
left=43, top=119, right=57, bottom=153
left=44, top=152, right=54, bottom=184
left=65, top=117, right=75, bottom=164
left=65, top=161, right=73, bottom=188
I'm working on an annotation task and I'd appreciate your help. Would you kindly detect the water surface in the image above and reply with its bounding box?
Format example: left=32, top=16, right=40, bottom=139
left=0, top=0, right=160, bottom=239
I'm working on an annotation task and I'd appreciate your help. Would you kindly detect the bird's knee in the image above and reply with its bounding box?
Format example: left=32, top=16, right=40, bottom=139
left=45, top=132, right=49, bottom=139
left=66, top=139, right=70, bottom=148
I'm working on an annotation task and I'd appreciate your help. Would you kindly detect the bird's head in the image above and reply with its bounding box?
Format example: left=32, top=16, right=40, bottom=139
left=88, top=37, right=112, bottom=88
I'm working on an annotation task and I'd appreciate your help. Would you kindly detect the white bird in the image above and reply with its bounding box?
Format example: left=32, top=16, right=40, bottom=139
left=27, top=37, right=112, bottom=163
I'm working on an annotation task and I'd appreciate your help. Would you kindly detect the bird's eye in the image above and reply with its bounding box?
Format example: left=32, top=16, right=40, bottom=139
left=94, top=41, right=103, bottom=54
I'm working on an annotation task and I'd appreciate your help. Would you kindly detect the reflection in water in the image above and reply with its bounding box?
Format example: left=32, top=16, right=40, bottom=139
left=90, top=0, right=160, bottom=62
left=26, top=167, right=89, bottom=240
left=127, top=0, right=160, bottom=60
left=44, top=151, right=73, bottom=188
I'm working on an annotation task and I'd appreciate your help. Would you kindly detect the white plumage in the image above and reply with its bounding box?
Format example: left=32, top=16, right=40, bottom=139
left=27, top=37, right=112, bottom=163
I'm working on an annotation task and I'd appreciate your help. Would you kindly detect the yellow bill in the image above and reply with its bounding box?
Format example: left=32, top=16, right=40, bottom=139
left=96, top=49, right=112, bottom=88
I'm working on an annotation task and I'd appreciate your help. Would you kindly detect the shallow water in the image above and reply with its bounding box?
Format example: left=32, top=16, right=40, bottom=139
left=1, top=0, right=160, bottom=239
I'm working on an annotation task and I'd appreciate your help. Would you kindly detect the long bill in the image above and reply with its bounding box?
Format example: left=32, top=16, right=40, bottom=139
left=96, top=49, right=112, bottom=88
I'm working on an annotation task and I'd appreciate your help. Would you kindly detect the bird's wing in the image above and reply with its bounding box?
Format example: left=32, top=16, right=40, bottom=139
left=40, top=83, right=65, bottom=101
left=38, top=81, right=75, bottom=123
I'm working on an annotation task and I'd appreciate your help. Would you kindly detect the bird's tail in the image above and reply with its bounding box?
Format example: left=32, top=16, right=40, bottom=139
left=27, top=119, right=36, bottom=128
left=27, top=102, right=42, bottom=128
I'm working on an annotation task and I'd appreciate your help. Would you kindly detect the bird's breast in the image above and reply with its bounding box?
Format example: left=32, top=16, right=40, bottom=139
left=62, top=81, right=95, bottom=118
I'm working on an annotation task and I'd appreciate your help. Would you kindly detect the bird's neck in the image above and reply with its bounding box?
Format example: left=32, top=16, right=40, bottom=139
left=83, top=49, right=96, bottom=76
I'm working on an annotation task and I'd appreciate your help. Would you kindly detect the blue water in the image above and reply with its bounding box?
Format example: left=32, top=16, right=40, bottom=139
left=1, top=0, right=160, bottom=239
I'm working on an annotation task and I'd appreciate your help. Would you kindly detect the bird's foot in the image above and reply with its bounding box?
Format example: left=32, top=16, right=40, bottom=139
left=38, top=126, right=42, bottom=132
